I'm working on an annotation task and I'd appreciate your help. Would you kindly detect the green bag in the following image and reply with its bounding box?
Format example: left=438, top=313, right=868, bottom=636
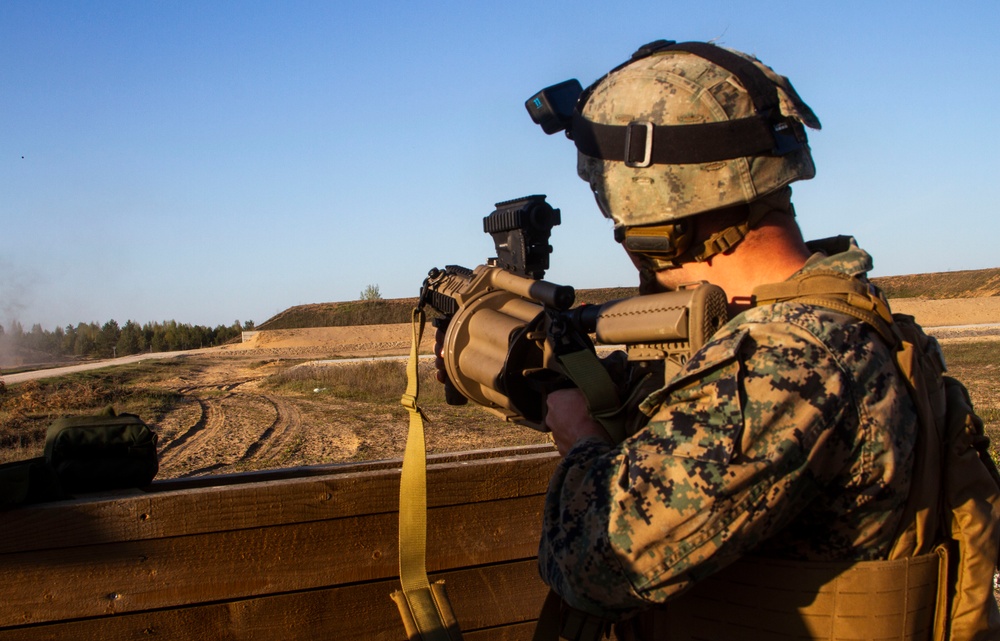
left=0, top=408, right=159, bottom=509
left=44, top=409, right=159, bottom=493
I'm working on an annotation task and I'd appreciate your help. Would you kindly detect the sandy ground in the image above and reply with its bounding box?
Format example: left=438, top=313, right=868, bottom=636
left=888, top=297, right=1000, bottom=328
left=220, top=323, right=438, bottom=357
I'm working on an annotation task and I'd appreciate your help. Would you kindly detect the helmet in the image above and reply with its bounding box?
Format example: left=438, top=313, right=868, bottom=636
left=574, top=41, right=822, bottom=230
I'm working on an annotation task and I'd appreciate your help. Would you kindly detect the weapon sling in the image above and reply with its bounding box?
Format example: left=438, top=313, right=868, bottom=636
left=391, top=307, right=464, bottom=641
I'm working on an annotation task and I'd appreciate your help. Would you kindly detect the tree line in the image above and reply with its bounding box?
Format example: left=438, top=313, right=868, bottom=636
left=0, top=318, right=255, bottom=361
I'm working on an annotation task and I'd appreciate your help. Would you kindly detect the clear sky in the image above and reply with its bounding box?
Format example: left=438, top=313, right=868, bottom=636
left=2, top=1, right=998, bottom=331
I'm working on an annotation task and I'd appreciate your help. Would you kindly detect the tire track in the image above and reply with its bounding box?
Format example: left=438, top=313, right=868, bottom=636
left=241, top=394, right=303, bottom=464
left=158, top=393, right=228, bottom=468
left=157, top=376, right=304, bottom=476
left=158, top=382, right=247, bottom=473
left=176, top=462, right=229, bottom=478
left=157, top=396, right=209, bottom=459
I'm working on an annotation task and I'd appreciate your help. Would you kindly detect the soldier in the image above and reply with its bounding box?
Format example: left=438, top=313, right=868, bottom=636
left=529, top=41, right=993, bottom=639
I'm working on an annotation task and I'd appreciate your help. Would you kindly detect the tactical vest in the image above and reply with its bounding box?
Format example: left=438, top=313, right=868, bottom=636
left=615, top=270, right=1000, bottom=641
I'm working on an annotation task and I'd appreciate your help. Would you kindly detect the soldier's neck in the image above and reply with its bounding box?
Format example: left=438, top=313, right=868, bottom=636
left=655, top=228, right=811, bottom=315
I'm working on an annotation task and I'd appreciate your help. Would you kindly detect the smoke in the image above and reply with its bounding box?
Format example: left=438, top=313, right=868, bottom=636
left=0, top=259, right=36, bottom=368
left=0, top=259, right=33, bottom=330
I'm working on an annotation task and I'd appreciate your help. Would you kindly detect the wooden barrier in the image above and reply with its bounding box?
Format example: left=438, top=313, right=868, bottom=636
left=0, top=444, right=560, bottom=640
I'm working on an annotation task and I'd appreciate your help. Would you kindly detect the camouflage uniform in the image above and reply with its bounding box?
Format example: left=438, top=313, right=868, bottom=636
left=538, top=236, right=917, bottom=619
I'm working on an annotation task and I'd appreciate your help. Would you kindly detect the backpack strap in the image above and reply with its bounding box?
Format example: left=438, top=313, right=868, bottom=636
left=753, top=270, right=943, bottom=555
left=752, top=271, right=898, bottom=347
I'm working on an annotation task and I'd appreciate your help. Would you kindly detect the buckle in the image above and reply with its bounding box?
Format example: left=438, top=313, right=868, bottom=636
left=624, top=121, right=654, bottom=168
left=400, top=394, right=418, bottom=411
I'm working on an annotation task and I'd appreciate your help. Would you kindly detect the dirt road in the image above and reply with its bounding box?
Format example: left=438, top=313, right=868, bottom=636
left=0, top=348, right=222, bottom=385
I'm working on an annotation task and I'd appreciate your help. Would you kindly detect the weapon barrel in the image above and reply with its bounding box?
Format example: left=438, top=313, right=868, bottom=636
left=487, top=269, right=575, bottom=311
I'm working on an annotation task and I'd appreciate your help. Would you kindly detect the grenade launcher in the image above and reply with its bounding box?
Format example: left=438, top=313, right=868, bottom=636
left=418, top=195, right=729, bottom=432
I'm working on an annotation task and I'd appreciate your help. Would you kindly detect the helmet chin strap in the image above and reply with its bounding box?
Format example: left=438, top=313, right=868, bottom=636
left=637, top=264, right=667, bottom=295
left=625, top=187, right=794, bottom=274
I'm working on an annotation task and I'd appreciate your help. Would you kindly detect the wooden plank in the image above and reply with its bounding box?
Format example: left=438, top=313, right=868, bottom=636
left=1, top=450, right=559, bottom=555
left=0, top=560, right=549, bottom=641
left=0, top=495, right=545, bottom=627
left=149, top=444, right=557, bottom=491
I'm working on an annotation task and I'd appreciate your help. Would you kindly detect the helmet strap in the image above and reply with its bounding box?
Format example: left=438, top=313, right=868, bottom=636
left=624, top=187, right=794, bottom=271
left=687, top=206, right=770, bottom=262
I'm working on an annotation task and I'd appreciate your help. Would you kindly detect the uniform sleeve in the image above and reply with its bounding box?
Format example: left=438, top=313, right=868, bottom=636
left=537, top=323, right=856, bottom=618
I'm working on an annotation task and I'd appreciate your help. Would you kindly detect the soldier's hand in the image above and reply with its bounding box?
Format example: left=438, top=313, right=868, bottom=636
left=545, top=388, right=613, bottom=456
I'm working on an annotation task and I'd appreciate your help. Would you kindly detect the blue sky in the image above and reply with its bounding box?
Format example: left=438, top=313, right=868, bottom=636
left=2, top=1, right=998, bottom=331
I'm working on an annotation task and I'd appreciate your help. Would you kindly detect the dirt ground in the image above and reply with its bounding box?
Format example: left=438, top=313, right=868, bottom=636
left=148, top=322, right=544, bottom=479
left=888, top=296, right=1000, bottom=328
left=221, top=323, right=439, bottom=358
left=150, top=357, right=551, bottom=479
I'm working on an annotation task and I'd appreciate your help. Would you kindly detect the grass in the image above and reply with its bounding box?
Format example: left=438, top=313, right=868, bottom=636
left=938, top=340, right=1000, bottom=464
left=0, top=363, right=181, bottom=463
left=256, top=300, right=421, bottom=330
left=261, top=359, right=476, bottom=429
left=871, top=268, right=1000, bottom=299
left=263, top=360, right=431, bottom=404
left=260, top=358, right=538, bottom=464
left=940, top=341, right=1000, bottom=368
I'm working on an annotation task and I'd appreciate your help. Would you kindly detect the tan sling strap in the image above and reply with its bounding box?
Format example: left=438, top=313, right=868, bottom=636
left=391, top=308, right=464, bottom=641
left=755, top=270, right=945, bottom=552
left=626, top=551, right=945, bottom=641
left=551, top=347, right=626, bottom=444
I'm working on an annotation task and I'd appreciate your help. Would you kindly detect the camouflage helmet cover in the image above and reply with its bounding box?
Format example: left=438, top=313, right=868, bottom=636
left=577, top=45, right=822, bottom=228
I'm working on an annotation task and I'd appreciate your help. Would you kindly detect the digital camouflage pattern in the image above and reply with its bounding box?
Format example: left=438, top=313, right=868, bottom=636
left=538, top=238, right=917, bottom=618
left=577, top=48, right=821, bottom=229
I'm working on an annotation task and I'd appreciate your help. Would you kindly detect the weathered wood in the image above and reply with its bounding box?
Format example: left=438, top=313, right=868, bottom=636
left=0, top=560, right=548, bottom=640
left=0, top=448, right=561, bottom=640
left=0, top=494, right=545, bottom=627
left=1, top=448, right=560, bottom=555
